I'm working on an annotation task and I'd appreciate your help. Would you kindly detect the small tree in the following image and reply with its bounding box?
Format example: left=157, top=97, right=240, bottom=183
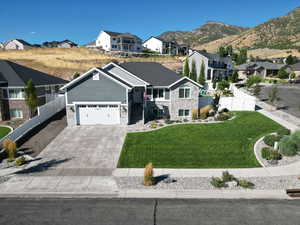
left=286, top=55, right=296, bottom=65
left=190, top=60, right=197, bottom=82
left=183, top=57, right=190, bottom=77
left=277, top=68, right=289, bottom=79
left=198, top=61, right=206, bottom=85
left=268, top=86, right=280, bottom=105
left=217, top=80, right=230, bottom=91
left=212, top=81, right=217, bottom=90
left=7, top=141, right=17, bottom=162
left=218, top=46, right=227, bottom=57
left=25, top=80, right=38, bottom=118
left=246, top=75, right=262, bottom=89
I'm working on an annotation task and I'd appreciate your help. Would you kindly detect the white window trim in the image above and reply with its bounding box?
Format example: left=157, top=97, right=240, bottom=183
left=178, top=87, right=191, bottom=99
left=10, top=109, right=23, bottom=119
left=6, top=88, right=25, bottom=100
left=178, top=109, right=190, bottom=118
left=145, top=88, right=170, bottom=101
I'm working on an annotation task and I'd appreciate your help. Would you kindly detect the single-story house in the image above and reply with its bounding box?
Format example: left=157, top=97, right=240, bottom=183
left=288, top=62, right=300, bottom=77
left=57, top=40, right=77, bottom=48
left=235, top=62, right=286, bottom=79
left=4, top=39, right=32, bottom=50
left=61, top=62, right=201, bottom=126
left=0, top=60, right=67, bottom=120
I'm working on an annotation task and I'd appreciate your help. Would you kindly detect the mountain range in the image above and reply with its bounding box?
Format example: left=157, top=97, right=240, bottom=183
left=159, top=6, right=300, bottom=52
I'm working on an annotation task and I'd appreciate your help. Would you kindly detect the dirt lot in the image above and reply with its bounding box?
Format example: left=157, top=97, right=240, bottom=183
left=259, top=84, right=300, bottom=118
left=17, top=110, right=67, bottom=157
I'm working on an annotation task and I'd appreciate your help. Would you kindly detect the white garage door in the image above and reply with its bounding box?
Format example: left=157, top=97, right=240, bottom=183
left=77, top=104, right=120, bottom=125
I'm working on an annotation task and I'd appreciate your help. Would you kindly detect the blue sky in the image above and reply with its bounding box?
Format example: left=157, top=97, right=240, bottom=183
left=1, top=0, right=299, bottom=45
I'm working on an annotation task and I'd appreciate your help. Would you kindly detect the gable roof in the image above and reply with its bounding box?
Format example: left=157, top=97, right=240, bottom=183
left=236, top=62, right=285, bottom=71
left=143, top=36, right=176, bottom=44
left=102, top=31, right=142, bottom=40
left=189, top=50, right=232, bottom=64
left=119, top=62, right=186, bottom=86
left=0, top=60, right=67, bottom=86
left=60, top=67, right=132, bottom=90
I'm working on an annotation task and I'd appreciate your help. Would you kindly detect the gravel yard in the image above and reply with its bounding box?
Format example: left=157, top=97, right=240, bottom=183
left=116, top=175, right=300, bottom=190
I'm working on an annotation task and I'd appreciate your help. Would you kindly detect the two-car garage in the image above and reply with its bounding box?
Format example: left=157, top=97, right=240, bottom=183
left=76, top=103, right=121, bottom=125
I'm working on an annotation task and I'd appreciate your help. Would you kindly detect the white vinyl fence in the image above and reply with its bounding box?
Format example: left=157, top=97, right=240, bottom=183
left=0, top=96, right=65, bottom=146
left=219, top=85, right=256, bottom=111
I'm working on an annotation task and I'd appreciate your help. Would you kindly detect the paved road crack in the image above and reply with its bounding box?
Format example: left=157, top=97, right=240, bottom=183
left=153, top=199, right=158, bottom=225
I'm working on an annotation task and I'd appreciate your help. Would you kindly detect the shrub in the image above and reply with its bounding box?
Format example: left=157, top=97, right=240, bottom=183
left=279, top=136, right=298, bottom=156
left=246, top=75, right=262, bottom=88
left=238, top=180, right=255, bottom=189
left=200, top=113, right=207, bottom=120
left=217, top=80, right=230, bottom=91
left=16, top=156, right=26, bottom=166
left=215, top=112, right=232, bottom=121
left=192, top=109, right=198, bottom=120
left=222, top=171, right=235, bottom=182
left=261, top=147, right=272, bottom=159
left=7, top=141, right=17, bottom=162
left=277, top=127, right=291, bottom=136
left=150, top=122, right=158, bottom=129
left=269, top=150, right=282, bottom=160
left=199, top=105, right=212, bottom=116
left=290, top=131, right=300, bottom=151
left=165, top=119, right=174, bottom=125
left=144, top=162, right=154, bottom=186
left=210, top=177, right=227, bottom=188
left=263, top=135, right=281, bottom=147
left=3, top=139, right=12, bottom=151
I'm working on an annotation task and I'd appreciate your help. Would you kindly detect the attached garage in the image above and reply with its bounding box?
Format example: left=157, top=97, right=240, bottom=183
left=76, top=103, right=121, bottom=125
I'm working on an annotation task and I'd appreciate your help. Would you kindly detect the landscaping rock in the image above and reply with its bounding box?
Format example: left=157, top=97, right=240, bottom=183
left=227, top=180, right=238, bottom=188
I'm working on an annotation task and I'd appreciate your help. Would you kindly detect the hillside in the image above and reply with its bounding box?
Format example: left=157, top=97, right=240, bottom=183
left=197, top=6, right=300, bottom=51
left=0, top=48, right=182, bottom=80
left=159, top=21, right=248, bottom=47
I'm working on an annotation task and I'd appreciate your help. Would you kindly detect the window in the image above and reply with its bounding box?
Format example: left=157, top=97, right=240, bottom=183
left=112, top=45, right=118, bottom=49
left=8, top=89, right=25, bottom=99
left=153, top=88, right=164, bottom=100
left=179, top=87, right=191, bottom=99
left=146, top=88, right=166, bottom=100
left=10, top=109, right=23, bottom=119
left=178, top=109, right=190, bottom=117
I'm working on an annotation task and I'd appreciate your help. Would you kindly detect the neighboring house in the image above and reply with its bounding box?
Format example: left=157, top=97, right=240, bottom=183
left=185, top=50, right=233, bottom=82
left=57, top=40, right=77, bottom=48
left=96, top=30, right=143, bottom=52
left=288, top=62, right=300, bottom=76
left=0, top=43, right=3, bottom=49
left=236, top=62, right=286, bottom=79
left=0, top=60, right=67, bottom=120
left=4, top=39, right=32, bottom=50
left=61, top=62, right=201, bottom=126
left=143, top=36, right=188, bottom=55
left=85, top=41, right=97, bottom=48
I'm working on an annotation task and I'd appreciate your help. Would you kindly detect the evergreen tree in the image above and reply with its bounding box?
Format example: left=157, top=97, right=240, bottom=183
left=198, top=61, right=206, bottom=85
left=286, top=55, right=296, bottom=65
left=183, top=57, right=190, bottom=77
left=218, top=46, right=227, bottom=57
left=25, top=80, right=38, bottom=118
left=190, top=60, right=197, bottom=82
left=236, top=48, right=248, bottom=65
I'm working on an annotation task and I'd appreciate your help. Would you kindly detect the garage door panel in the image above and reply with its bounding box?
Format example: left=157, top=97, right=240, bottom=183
left=77, top=104, right=120, bottom=125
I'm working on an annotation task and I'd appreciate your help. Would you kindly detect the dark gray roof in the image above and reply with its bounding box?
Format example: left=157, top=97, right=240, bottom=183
left=15, top=39, right=32, bottom=46
left=195, top=50, right=231, bottom=63
left=119, top=62, right=183, bottom=86
left=0, top=60, right=67, bottom=86
left=236, top=62, right=285, bottom=71
left=290, top=62, right=300, bottom=71
left=103, top=30, right=123, bottom=36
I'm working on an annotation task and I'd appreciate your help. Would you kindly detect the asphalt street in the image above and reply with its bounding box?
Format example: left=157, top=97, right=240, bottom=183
left=0, top=198, right=300, bottom=225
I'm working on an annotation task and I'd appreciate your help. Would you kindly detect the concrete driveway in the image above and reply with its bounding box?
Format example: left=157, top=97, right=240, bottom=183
left=20, top=125, right=127, bottom=176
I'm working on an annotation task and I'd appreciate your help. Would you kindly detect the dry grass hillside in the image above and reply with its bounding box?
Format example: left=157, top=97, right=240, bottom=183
left=0, top=48, right=183, bottom=80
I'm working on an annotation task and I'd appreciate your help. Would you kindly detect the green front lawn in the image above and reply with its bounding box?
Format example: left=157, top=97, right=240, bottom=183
left=118, top=112, right=283, bottom=168
left=0, top=126, right=11, bottom=139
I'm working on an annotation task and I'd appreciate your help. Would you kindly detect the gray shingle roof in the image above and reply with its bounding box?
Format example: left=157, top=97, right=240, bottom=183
left=0, top=60, right=67, bottom=86
left=119, top=62, right=183, bottom=86
left=236, top=62, right=285, bottom=71
left=290, top=62, right=300, bottom=71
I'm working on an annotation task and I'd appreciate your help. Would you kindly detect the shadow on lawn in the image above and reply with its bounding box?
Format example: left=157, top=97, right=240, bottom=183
left=15, top=158, right=71, bottom=174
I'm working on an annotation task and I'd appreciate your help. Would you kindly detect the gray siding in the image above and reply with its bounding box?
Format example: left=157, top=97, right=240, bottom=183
left=66, top=72, right=127, bottom=104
